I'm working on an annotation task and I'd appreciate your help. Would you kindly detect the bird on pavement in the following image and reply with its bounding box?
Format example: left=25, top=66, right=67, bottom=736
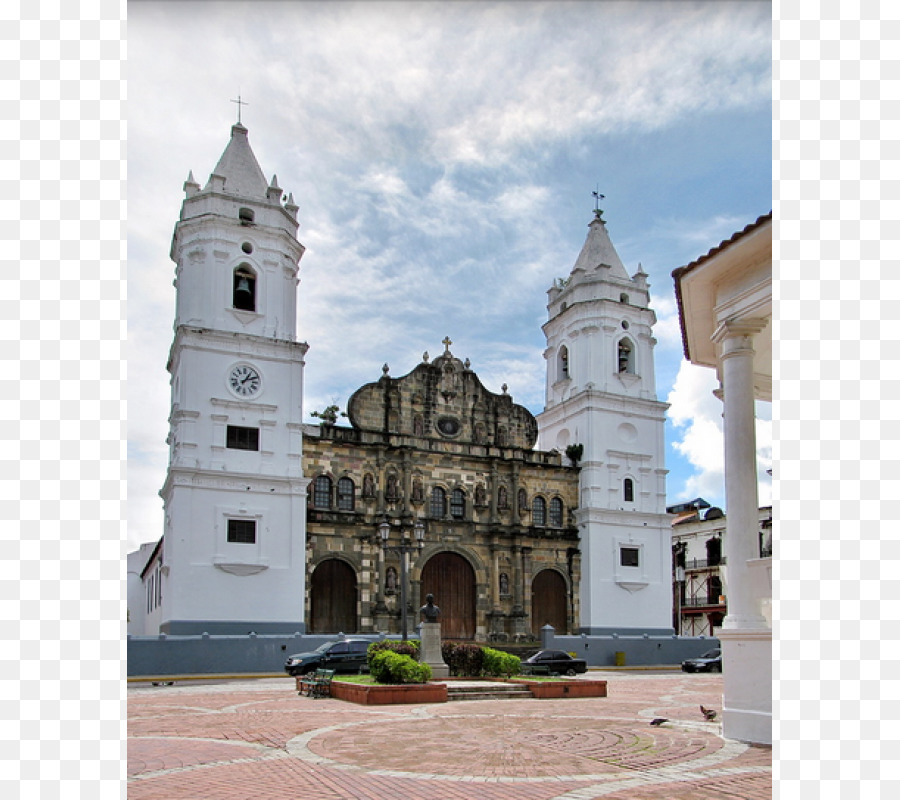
left=701, top=705, right=717, bottom=721
left=649, top=718, right=668, bottom=726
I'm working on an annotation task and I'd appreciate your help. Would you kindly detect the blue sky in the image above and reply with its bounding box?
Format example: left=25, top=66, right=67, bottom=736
left=127, top=0, right=773, bottom=553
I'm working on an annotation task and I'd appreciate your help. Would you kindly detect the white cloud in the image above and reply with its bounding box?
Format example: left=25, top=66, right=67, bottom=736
left=667, top=359, right=773, bottom=510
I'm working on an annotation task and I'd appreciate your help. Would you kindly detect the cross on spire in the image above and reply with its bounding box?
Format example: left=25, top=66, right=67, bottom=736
left=592, top=186, right=605, bottom=221
left=231, top=94, right=249, bottom=124
left=442, top=336, right=453, bottom=354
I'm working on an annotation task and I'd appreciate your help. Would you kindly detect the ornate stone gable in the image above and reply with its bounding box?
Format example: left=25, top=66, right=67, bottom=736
left=346, top=351, right=538, bottom=450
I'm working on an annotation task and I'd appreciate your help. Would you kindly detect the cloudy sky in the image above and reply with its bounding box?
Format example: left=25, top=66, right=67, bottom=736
left=127, top=0, right=772, bottom=553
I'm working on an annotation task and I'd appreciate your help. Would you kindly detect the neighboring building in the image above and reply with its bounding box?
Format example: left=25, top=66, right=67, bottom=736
left=669, top=499, right=773, bottom=636
left=672, top=212, right=772, bottom=745
left=126, top=541, right=157, bottom=635
left=302, top=342, right=580, bottom=642
left=536, top=209, right=672, bottom=636
left=130, top=122, right=674, bottom=642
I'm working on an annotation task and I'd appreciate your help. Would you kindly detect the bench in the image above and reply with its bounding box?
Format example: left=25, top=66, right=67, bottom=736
left=297, top=668, right=335, bottom=699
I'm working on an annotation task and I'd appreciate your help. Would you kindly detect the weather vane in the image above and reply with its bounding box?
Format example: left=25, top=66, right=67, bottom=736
left=231, top=94, right=249, bottom=125
left=592, top=186, right=605, bottom=221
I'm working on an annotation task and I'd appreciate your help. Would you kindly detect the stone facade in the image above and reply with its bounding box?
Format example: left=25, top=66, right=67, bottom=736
left=303, top=344, right=580, bottom=642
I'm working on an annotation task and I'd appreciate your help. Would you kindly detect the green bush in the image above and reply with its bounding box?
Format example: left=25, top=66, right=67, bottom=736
left=367, top=639, right=420, bottom=668
left=369, top=650, right=431, bottom=684
left=481, top=647, right=521, bottom=677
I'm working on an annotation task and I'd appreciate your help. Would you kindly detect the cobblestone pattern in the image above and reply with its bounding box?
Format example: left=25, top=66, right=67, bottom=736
left=128, top=673, right=771, bottom=799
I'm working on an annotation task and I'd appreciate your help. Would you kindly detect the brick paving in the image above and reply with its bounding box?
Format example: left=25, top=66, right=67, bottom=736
left=127, top=671, right=771, bottom=799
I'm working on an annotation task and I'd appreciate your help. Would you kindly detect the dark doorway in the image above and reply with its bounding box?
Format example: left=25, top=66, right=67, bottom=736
left=531, top=569, right=567, bottom=636
left=419, top=552, right=476, bottom=639
left=309, top=559, right=357, bottom=634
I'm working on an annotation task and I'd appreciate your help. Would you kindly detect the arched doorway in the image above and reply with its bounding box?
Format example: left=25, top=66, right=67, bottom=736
left=419, top=552, right=476, bottom=640
left=531, top=569, right=567, bottom=636
left=309, top=559, right=357, bottom=634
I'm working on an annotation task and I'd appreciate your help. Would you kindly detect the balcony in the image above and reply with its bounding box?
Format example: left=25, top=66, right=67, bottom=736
left=681, top=596, right=726, bottom=608
left=681, top=556, right=726, bottom=570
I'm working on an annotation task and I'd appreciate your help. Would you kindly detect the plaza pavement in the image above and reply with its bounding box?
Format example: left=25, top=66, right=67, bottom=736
left=127, top=670, right=771, bottom=799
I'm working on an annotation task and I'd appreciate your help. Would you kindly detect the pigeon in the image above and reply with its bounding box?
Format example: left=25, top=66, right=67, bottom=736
left=701, top=705, right=717, bottom=721
left=649, top=718, right=668, bottom=726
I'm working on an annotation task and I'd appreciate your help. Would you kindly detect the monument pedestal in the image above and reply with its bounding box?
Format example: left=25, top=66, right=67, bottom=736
left=419, top=622, right=449, bottom=679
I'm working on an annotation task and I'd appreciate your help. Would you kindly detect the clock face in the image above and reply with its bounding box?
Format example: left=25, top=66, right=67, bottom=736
left=228, top=364, right=261, bottom=398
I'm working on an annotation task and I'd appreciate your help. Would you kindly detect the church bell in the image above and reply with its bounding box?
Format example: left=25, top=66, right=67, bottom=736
left=235, top=276, right=252, bottom=298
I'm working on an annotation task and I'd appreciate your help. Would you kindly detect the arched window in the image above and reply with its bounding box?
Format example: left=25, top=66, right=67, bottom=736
left=623, top=478, right=634, bottom=502
left=233, top=265, right=256, bottom=312
left=549, top=497, right=563, bottom=527
left=337, top=477, right=355, bottom=511
left=431, top=487, right=447, bottom=519
left=617, top=338, right=634, bottom=374
left=313, top=475, right=332, bottom=508
left=558, top=345, right=569, bottom=380
left=450, top=488, right=466, bottom=520
left=620, top=292, right=629, bottom=303
left=532, top=496, right=546, bottom=526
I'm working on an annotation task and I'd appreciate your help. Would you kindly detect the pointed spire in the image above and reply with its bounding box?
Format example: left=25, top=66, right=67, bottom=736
left=207, top=123, right=269, bottom=199
left=183, top=170, right=200, bottom=198
left=571, top=216, right=629, bottom=280
left=267, top=173, right=283, bottom=202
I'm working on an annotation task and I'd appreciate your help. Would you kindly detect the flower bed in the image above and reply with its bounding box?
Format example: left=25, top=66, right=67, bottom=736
left=330, top=679, right=448, bottom=705
left=509, top=677, right=608, bottom=699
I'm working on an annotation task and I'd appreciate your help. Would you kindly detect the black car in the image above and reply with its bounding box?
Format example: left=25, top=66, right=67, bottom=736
left=681, top=648, right=722, bottom=673
left=522, top=649, right=587, bottom=676
left=284, top=639, right=371, bottom=676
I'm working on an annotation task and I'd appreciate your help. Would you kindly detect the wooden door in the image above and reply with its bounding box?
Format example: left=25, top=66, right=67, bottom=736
left=420, top=552, right=475, bottom=640
left=531, top=569, right=567, bottom=636
left=309, top=559, right=357, bottom=634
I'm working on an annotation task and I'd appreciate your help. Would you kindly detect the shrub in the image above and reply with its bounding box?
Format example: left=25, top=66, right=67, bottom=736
left=441, top=641, right=484, bottom=677
left=481, top=647, right=521, bottom=678
left=369, top=650, right=431, bottom=684
left=367, top=639, right=420, bottom=669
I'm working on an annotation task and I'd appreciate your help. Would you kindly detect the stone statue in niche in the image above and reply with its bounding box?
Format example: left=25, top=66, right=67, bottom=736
left=385, top=566, right=398, bottom=593
left=412, top=478, right=424, bottom=502
left=475, top=483, right=486, bottom=507
left=499, top=572, right=509, bottom=595
left=363, top=473, right=375, bottom=498
left=498, top=486, right=509, bottom=510
left=386, top=473, right=399, bottom=502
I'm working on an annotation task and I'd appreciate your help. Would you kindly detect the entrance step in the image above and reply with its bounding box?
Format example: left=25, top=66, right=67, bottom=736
left=445, top=682, right=532, bottom=702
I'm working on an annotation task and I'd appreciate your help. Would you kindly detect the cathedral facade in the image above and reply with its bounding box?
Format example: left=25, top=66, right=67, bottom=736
left=129, top=122, right=672, bottom=641
left=302, top=342, right=580, bottom=641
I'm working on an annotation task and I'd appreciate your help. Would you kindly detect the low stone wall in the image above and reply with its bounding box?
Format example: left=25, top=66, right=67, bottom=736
left=546, top=630, right=720, bottom=667
left=127, top=633, right=389, bottom=677
left=127, top=630, right=719, bottom=677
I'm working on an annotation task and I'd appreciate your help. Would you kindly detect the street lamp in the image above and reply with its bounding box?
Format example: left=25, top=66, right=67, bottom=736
left=378, top=517, right=425, bottom=640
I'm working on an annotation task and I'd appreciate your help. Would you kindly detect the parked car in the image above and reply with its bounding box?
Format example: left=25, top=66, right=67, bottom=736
left=681, top=648, right=722, bottom=673
left=284, top=639, right=371, bottom=676
left=522, top=649, right=587, bottom=676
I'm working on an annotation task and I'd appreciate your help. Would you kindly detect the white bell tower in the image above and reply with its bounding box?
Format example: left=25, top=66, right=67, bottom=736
left=536, top=210, right=671, bottom=635
left=156, top=122, right=310, bottom=634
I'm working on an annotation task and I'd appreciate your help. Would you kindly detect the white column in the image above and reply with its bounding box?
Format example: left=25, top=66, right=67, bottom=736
left=713, top=318, right=771, bottom=745
left=715, top=319, right=769, bottom=631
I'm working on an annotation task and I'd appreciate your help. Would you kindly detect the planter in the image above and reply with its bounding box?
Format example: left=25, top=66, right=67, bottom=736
left=330, top=680, right=448, bottom=706
left=510, top=678, right=608, bottom=699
